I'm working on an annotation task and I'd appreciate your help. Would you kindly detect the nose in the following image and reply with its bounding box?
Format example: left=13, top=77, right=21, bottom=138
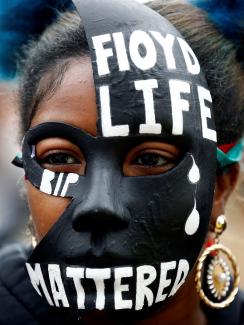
left=72, top=168, right=129, bottom=232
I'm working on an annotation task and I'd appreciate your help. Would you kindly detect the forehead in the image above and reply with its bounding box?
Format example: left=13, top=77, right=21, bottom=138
left=30, top=58, right=98, bottom=137
left=30, top=56, right=200, bottom=142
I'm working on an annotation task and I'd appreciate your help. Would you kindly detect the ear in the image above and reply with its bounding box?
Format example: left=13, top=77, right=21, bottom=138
left=211, top=163, right=240, bottom=221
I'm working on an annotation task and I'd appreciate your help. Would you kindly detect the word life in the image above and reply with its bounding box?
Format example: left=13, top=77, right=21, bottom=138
left=92, top=30, right=216, bottom=142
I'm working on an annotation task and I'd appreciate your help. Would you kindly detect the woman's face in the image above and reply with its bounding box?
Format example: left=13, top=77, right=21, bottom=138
left=27, top=57, right=181, bottom=240
left=23, top=51, right=216, bottom=315
left=21, top=0, right=219, bottom=316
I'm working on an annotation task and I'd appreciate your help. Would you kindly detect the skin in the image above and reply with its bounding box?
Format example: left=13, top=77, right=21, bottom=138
left=25, top=57, right=239, bottom=325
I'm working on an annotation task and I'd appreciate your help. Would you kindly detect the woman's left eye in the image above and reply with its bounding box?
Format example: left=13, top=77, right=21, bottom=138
left=132, top=153, right=168, bottom=167
left=123, top=142, right=181, bottom=176
left=40, top=153, right=80, bottom=165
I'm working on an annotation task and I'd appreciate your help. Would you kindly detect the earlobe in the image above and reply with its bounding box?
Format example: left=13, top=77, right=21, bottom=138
left=211, top=163, right=240, bottom=220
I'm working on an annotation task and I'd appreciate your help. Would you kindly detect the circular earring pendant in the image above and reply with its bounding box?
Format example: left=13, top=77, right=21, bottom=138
left=195, top=243, right=240, bottom=309
left=207, top=255, right=231, bottom=300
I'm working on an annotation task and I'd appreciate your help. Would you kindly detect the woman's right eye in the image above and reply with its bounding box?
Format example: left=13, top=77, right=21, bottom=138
left=35, top=138, right=86, bottom=174
left=37, top=150, right=85, bottom=175
left=40, top=153, right=80, bottom=165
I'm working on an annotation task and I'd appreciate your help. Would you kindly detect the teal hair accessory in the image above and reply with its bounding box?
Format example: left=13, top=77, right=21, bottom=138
left=217, top=139, right=244, bottom=169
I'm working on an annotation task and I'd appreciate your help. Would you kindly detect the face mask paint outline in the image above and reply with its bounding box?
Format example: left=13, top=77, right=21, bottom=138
left=23, top=120, right=203, bottom=240
left=23, top=122, right=203, bottom=262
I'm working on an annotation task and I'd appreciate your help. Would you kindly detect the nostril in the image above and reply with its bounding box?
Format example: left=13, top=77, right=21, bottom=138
left=72, top=207, right=129, bottom=232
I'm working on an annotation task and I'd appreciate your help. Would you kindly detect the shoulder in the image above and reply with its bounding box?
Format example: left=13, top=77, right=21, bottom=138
left=0, top=243, right=50, bottom=325
left=203, top=289, right=244, bottom=325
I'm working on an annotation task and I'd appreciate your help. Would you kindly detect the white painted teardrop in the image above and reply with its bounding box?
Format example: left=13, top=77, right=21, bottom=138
left=185, top=200, right=200, bottom=235
left=188, top=155, right=200, bottom=184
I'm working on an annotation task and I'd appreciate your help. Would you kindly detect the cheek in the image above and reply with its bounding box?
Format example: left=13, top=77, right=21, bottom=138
left=25, top=181, right=70, bottom=240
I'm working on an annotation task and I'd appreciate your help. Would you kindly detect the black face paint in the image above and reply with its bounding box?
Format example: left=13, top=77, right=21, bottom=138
left=22, top=0, right=217, bottom=320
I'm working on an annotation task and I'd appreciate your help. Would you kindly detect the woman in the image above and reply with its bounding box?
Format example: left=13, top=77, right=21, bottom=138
left=0, top=0, right=243, bottom=324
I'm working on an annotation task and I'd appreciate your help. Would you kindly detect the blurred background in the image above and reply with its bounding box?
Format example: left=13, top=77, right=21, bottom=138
left=223, top=162, right=244, bottom=287
left=0, top=83, right=28, bottom=245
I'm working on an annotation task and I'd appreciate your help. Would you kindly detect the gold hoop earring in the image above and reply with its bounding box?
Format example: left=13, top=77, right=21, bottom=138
left=195, top=215, right=240, bottom=309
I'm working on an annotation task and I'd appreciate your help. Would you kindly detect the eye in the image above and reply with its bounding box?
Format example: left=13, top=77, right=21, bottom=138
left=38, top=150, right=85, bottom=174
left=35, top=138, right=86, bottom=175
left=132, top=152, right=168, bottom=167
left=40, top=152, right=80, bottom=165
left=123, top=142, right=181, bottom=177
